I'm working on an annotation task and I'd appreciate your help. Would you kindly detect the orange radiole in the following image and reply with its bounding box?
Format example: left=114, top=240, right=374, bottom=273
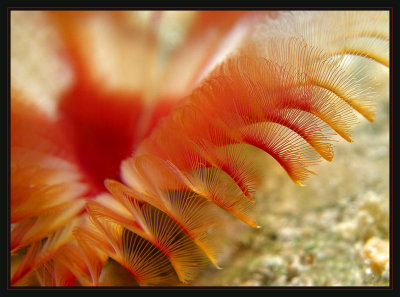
left=10, top=10, right=389, bottom=286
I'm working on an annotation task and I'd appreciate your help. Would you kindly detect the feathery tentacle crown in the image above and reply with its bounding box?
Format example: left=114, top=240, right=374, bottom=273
left=11, top=11, right=389, bottom=286
left=76, top=11, right=389, bottom=285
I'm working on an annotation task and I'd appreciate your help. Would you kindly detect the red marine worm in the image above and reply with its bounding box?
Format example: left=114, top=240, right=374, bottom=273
left=10, top=10, right=389, bottom=286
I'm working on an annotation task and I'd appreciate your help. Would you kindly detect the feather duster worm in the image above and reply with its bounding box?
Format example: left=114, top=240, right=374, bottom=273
left=10, top=10, right=247, bottom=286
left=9, top=10, right=389, bottom=286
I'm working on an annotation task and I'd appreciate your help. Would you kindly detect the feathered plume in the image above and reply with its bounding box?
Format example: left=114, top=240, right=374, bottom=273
left=10, top=10, right=389, bottom=286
